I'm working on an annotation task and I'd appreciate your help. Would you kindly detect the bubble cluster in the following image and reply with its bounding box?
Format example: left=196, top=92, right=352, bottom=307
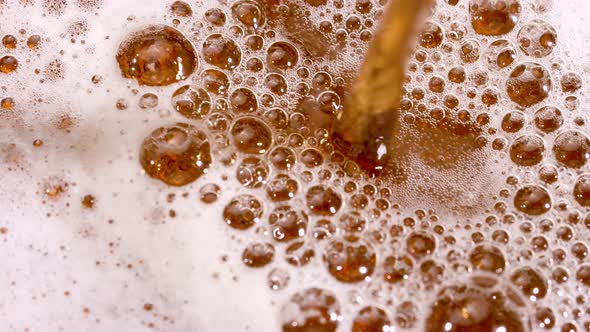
left=3, top=0, right=590, bottom=331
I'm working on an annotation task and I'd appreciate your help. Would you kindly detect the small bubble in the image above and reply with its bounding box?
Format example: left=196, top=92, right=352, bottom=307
left=514, top=185, right=552, bottom=215
left=231, top=0, right=266, bottom=30
left=116, top=25, right=197, bottom=86
left=419, top=22, right=444, bottom=48
left=426, top=283, right=525, bottom=331
left=140, top=124, right=211, bottom=186
left=535, top=307, right=556, bottom=330
left=268, top=268, right=290, bottom=291
left=236, top=157, right=269, bottom=188
left=269, top=206, right=308, bottom=242
left=82, top=194, right=95, bottom=209
left=138, top=93, right=158, bottom=109
left=170, top=1, right=192, bottom=17
left=230, top=88, right=258, bottom=113
left=267, top=41, right=299, bottom=70
left=324, top=238, right=376, bottom=283
left=448, top=66, right=466, bottom=83
left=242, top=242, right=274, bottom=268
left=382, top=255, right=413, bottom=284
left=510, top=134, right=545, bottom=166
left=506, top=62, right=552, bottom=107
left=269, top=146, right=296, bottom=171
left=459, top=39, right=480, bottom=64
left=576, top=265, right=590, bottom=287
left=510, top=266, right=548, bottom=301
left=306, top=185, right=342, bottom=216
left=0, top=55, right=18, bottom=74
left=1, top=97, right=15, bottom=110
left=202, top=34, right=242, bottom=70
left=469, top=244, right=506, bottom=274
left=534, top=106, right=563, bottom=133
left=264, top=73, right=288, bottom=95
left=202, top=69, right=230, bottom=95
left=485, top=39, right=517, bottom=70
left=199, top=183, right=221, bottom=204
left=406, top=232, right=436, bottom=260
left=517, top=19, right=557, bottom=58
left=204, top=8, right=227, bottom=26
left=230, top=117, right=273, bottom=154
left=285, top=241, right=315, bottom=267
left=573, top=175, right=590, bottom=207
left=561, top=72, right=582, bottom=93
left=470, top=0, right=521, bottom=36
left=301, top=148, right=323, bottom=168
left=280, top=288, right=341, bottom=332
left=352, top=306, right=392, bottom=332
left=223, top=194, right=263, bottom=230
left=2, top=35, right=17, bottom=49
left=266, top=174, right=298, bottom=202
left=553, top=130, right=590, bottom=168
left=172, top=85, right=211, bottom=119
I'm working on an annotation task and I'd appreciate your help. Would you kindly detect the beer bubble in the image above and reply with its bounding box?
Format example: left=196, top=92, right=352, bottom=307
left=323, top=238, right=376, bottom=283
left=0, top=55, right=18, bottom=74
left=280, top=288, right=341, bottom=332
left=242, top=242, right=275, bottom=268
left=199, top=183, right=221, bottom=204
left=268, top=206, right=308, bottom=242
left=230, top=117, right=273, bottom=154
left=506, top=62, right=552, bottom=107
left=459, top=39, right=481, bottom=64
left=351, top=306, right=392, bottom=332
left=485, top=39, right=517, bottom=70
left=573, top=175, right=590, bottom=207
left=139, top=124, right=211, bottom=186
left=116, top=25, right=197, bottom=86
left=517, top=19, right=557, bottom=58
left=269, top=146, right=297, bottom=171
left=470, top=0, right=521, bottom=36
left=236, top=157, right=270, bottom=188
left=172, top=85, right=211, bottom=119
left=306, top=185, right=342, bottom=216
left=268, top=268, right=290, bottom=291
left=231, top=0, right=266, bottom=31
left=425, top=281, right=526, bottom=332
left=267, top=41, right=299, bottom=70
left=534, top=106, right=563, bottom=133
left=510, top=266, right=548, bottom=301
left=509, top=134, right=545, bottom=166
left=170, top=1, right=192, bottom=17
left=2, top=34, right=17, bottom=49
left=204, top=8, right=227, bottom=26
left=223, top=194, right=263, bottom=230
left=382, top=254, right=413, bottom=284
left=202, top=69, right=230, bottom=95
left=553, top=130, right=590, bottom=168
left=469, top=244, right=506, bottom=274
left=419, top=22, right=444, bottom=49
left=560, top=72, right=582, bottom=93
left=514, top=185, right=552, bottom=215
left=202, top=34, right=242, bottom=70
left=406, top=231, right=436, bottom=260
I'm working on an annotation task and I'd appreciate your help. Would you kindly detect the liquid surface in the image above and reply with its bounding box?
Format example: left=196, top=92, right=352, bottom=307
left=1, top=0, right=590, bottom=331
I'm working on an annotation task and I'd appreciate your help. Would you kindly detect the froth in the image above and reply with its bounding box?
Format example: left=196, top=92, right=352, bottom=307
left=1, top=0, right=590, bottom=331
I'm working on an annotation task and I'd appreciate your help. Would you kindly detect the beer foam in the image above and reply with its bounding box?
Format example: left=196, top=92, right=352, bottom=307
left=1, top=0, right=590, bottom=331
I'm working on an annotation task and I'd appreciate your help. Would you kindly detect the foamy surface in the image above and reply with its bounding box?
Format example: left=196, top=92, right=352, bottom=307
left=0, top=0, right=589, bottom=331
